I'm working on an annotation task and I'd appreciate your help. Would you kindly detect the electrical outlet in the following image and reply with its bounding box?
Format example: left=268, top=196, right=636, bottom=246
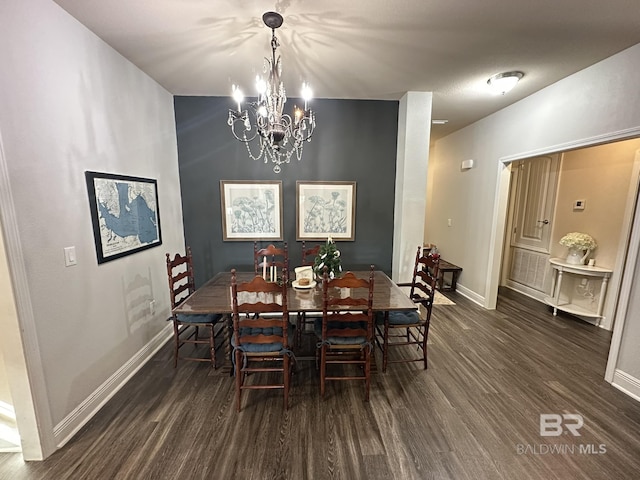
left=581, top=278, right=588, bottom=286
left=149, top=300, right=156, bottom=315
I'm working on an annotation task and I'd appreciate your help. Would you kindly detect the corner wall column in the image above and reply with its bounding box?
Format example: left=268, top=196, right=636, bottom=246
left=392, top=91, right=433, bottom=282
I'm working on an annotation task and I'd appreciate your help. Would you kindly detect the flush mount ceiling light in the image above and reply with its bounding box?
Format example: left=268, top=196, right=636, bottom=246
left=487, top=71, right=524, bottom=95
left=228, top=11, right=316, bottom=174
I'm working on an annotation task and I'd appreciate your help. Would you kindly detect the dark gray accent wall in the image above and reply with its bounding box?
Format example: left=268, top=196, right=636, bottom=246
left=174, top=96, right=399, bottom=287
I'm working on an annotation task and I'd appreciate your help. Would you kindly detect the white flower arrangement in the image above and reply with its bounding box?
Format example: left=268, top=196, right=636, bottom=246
left=559, top=232, right=597, bottom=250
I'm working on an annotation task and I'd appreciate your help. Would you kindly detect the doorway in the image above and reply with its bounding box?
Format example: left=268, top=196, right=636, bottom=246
left=503, top=154, right=559, bottom=301
left=495, top=138, right=640, bottom=331
left=0, top=224, right=21, bottom=453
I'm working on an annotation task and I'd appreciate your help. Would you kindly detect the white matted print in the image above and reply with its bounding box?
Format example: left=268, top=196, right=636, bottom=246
left=220, top=180, right=283, bottom=241
left=296, top=181, right=356, bottom=241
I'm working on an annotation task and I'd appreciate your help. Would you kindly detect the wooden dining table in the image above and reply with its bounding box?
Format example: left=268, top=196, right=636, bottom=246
left=172, top=270, right=417, bottom=371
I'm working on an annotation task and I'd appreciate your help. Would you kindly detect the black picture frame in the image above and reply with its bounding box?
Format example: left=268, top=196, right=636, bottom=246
left=85, top=171, right=162, bottom=264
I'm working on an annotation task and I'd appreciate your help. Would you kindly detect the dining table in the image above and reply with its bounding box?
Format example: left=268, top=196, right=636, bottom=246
left=172, top=270, right=417, bottom=372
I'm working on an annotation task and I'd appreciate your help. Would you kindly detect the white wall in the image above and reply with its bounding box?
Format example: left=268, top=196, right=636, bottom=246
left=429, top=42, right=640, bottom=399
left=393, top=92, right=432, bottom=282
left=429, top=43, right=640, bottom=299
left=0, top=0, right=185, bottom=457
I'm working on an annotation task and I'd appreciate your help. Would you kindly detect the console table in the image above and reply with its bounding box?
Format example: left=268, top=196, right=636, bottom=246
left=436, top=259, right=462, bottom=292
left=544, top=258, right=612, bottom=324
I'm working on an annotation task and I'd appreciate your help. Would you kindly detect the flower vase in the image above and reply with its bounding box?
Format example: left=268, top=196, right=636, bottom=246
left=566, top=247, right=589, bottom=265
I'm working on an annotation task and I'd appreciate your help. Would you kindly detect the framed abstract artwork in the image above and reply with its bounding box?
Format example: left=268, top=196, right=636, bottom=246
left=220, top=180, right=283, bottom=241
left=296, top=181, right=356, bottom=241
left=85, top=171, right=162, bottom=264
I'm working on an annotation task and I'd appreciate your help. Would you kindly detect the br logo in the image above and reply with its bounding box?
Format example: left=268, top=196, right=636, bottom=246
left=540, top=414, right=584, bottom=436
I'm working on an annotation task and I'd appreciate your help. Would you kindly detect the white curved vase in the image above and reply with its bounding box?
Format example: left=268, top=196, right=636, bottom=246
left=566, top=247, right=589, bottom=265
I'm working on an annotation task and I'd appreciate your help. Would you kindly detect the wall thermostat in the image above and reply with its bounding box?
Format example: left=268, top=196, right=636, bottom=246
left=461, top=159, right=474, bottom=170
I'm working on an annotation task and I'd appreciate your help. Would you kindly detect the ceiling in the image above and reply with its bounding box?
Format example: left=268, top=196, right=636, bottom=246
left=53, top=0, right=640, bottom=140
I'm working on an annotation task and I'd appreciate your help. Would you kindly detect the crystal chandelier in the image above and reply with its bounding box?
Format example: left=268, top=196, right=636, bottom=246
left=227, top=12, right=316, bottom=174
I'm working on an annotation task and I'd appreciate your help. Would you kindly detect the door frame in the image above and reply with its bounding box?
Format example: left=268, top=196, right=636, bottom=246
left=485, top=128, right=640, bottom=385
left=501, top=155, right=560, bottom=300
left=0, top=128, right=54, bottom=459
left=484, top=131, right=640, bottom=312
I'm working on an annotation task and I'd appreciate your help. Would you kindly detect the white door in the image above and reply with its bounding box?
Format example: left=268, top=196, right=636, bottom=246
left=512, top=154, right=559, bottom=252
left=507, top=154, right=559, bottom=296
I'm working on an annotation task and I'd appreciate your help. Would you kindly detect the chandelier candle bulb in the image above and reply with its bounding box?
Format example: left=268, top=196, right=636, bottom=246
left=232, top=85, right=243, bottom=112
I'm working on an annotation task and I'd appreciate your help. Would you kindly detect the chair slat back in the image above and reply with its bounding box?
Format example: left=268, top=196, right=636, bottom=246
left=231, top=270, right=289, bottom=348
left=322, top=267, right=375, bottom=343
left=409, top=246, right=440, bottom=310
left=301, top=241, right=321, bottom=266
left=166, top=247, right=196, bottom=310
left=254, top=241, right=289, bottom=278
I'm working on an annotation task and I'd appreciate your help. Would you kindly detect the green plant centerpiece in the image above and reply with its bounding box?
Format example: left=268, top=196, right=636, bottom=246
left=313, top=236, right=342, bottom=279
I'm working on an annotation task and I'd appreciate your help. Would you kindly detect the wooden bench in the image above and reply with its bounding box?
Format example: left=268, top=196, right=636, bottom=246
left=436, top=260, right=462, bottom=292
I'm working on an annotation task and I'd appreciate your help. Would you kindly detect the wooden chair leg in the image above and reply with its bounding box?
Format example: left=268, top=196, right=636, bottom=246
left=208, top=324, right=216, bottom=369
left=364, top=348, right=371, bottom=402
left=320, top=346, right=327, bottom=398
left=173, top=321, right=180, bottom=368
left=423, top=322, right=431, bottom=369
left=283, top=355, right=290, bottom=410
left=383, top=314, right=390, bottom=373
left=296, top=313, right=302, bottom=349
left=235, top=350, right=243, bottom=412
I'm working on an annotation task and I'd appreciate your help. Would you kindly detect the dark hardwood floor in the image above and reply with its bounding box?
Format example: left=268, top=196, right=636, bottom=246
left=2, top=288, right=640, bottom=479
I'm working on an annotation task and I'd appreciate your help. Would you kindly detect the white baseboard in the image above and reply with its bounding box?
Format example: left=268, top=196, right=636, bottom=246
left=611, top=369, right=640, bottom=403
left=53, top=325, right=173, bottom=448
left=455, top=284, right=485, bottom=307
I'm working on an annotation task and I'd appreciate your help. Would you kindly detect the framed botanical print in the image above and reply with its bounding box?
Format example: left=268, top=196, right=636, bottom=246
left=220, top=180, right=283, bottom=241
left=296, top=181, right=356, bottom=241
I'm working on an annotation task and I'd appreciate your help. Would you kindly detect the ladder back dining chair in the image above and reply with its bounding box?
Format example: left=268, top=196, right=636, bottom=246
left=166, top=247, right=223, bottom=368
left=254, top=241, right=289, bottom=281
left=231, top=268, right=294, bottom=411
left=375, top=245, right=440, bottom=372
left=296, top=240, right=322, bottom=348
left=316, top=266, right=375, bottom=401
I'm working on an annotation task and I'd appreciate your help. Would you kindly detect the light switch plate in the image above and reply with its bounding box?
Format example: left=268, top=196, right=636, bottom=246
left=573, top=199, right=586, bottom=210
left=64, top=246, right=77, bottom=266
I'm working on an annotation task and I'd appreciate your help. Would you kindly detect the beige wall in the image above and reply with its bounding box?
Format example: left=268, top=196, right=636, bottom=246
left=551, top=139, right=640, bottom=269
left=0, top=354, right=10, bottom=410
